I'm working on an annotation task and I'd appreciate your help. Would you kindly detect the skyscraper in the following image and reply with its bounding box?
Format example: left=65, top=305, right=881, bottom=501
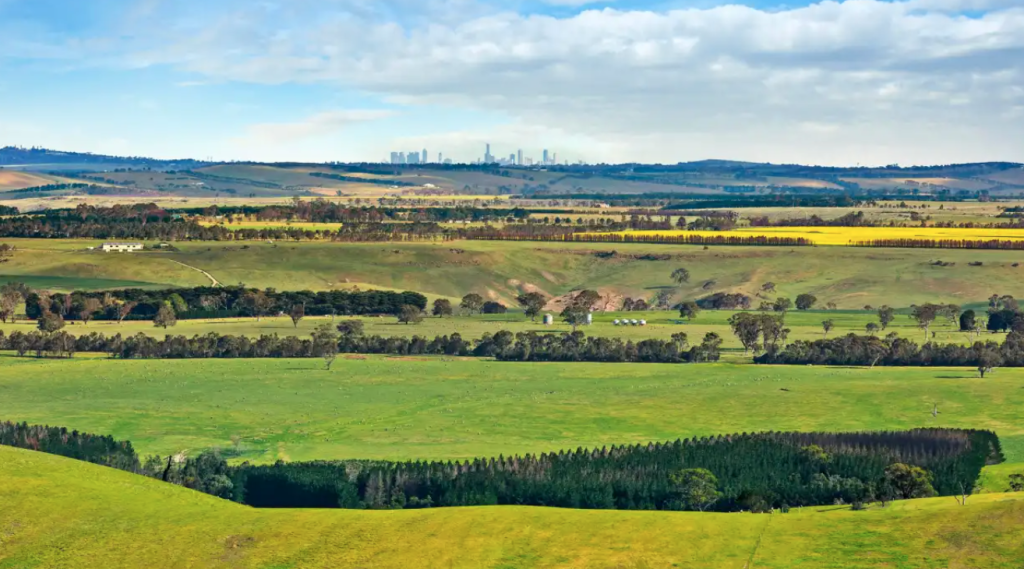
left=398, top=152, right=406, bottom=164
left=517, top=149, right=523, bottom=166
left=485, top=143, right=494, bottom=163
left=542, top=149, right=549, bottom=165
left=390, top=152, right=400, bottom=165
left=438, top=152, right=443, bottom=163
left=422, top=149, right=428, bottom=164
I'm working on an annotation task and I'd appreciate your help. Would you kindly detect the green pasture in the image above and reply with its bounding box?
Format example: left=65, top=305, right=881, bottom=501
left=2, top=357, right=1023, bottom=473
left=1, top=307, right=997, bottom=357
left=1, top=238, right=1021, bottom=310
left=2, top=445, right=1024, bottom=568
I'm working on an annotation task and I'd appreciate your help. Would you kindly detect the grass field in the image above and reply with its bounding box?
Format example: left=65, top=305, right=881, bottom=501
left=4, top=308, right=995, bottom=356
left=622, top=226, right=1024, bottom=246
left=3, top=446, right=1023, bottom=569
left=2, top=238, right=1023, bottom=308
left=3, top=357, right=1024, bottom=470
left=4, top=446, right=1022, bottom=569
left=0, top=170, right=66, bottom=191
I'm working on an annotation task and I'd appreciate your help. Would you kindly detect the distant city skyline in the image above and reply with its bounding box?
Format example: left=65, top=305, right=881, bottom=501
left=388, top=143, right=572, bottom=166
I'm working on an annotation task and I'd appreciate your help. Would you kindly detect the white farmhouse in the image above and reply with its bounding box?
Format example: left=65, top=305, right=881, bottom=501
left=101, top=242, right=144, bottom=253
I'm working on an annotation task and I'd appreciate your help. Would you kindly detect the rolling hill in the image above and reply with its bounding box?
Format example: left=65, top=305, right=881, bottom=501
left=2, top=445, right=1023, bottom=568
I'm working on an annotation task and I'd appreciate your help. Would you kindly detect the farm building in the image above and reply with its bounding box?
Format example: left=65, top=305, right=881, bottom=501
left=101, top=242, right=143, bottom=253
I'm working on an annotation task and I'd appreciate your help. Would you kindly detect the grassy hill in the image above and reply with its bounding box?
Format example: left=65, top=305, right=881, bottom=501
left=3, top=357, right=1023, bottom=469
left=1, top=238, right=1018, bottom=309
left=2, top=445, right=1023, bottom=568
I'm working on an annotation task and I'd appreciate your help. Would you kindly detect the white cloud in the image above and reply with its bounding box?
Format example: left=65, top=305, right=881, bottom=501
left=5, top=0, right=1024, bottom=164
left=244, top=109, right=397, bottom=143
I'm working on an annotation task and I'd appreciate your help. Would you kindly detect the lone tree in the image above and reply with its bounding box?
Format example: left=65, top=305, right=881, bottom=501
left=697, top=332, right=723, bottom=362
left=116, top=301, right=139, bottom=325
left=910, top=304, right=940, bottom=338
left=959, top=309, right=976, bottom=332
left=1009, top=473, right=1024, bottom=492
left=460, top=293, right=484, bottom=315
left=877, top=306, right=895, bottom=330
left=80, top=297, right=102, bottom=326
left=654, top=289, right=674, bottom=310
left=882, top=463, right=937, bottom=501
left=772, top=297, right=793, bottom=313
left=795, top=294, right=818, bottom=311
left=977, top=347, right=1002, bottom=378
left=311, top=323, right=339, bottom=370
left=289, top=303, right=305, bottom=328
left=432, top=298, right=453, bottom=318
left=37, top=311, right=65, bottom=333
left=242, top=290, right=274, bottom=321
left=671, top=267, right=691, bottom=286
left=571, top=290, right=602, bottom=311
left=669, top=468, right=721, bottom=512
left=154, top=304, right=177, bottom=329
left=822, top=319, right=834, bottom=338
left=866, top=322, right=880, bottom=336
left=678, top=300, right=701, bottom=321
left=761, top=282, right=776, bottom=294
left=398, top=305, right=424, bottom=325
left=516, top=292, right=547, bottom=321
left=560, top=304, right=589, bottom=332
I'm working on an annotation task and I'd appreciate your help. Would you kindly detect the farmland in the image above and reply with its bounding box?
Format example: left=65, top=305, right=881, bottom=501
left=0, top=308, right=996, bottom=355
left=621, top=226, right=1024, bottom=246
left=3, top=357, right=1024, bottom=467
left=4, top=446, right=1022, bottom=569
left=2, top=238, right=1022, bottom=309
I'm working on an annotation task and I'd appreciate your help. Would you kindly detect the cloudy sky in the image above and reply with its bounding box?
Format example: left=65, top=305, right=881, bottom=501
left=0, top=0, right=1022, bottom=165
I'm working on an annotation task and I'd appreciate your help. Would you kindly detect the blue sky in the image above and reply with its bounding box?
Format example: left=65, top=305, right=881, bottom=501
left=1, top=0, right=1022, bottom=165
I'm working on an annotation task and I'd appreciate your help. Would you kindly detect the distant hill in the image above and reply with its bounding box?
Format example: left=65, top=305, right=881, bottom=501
left=0, top=146, right=211, bottom=172
left=1, top=146, right=1021, bottom=198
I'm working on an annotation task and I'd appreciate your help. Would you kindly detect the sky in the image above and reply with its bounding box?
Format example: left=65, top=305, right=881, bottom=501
left=0, top=0, right=1022, bottom=166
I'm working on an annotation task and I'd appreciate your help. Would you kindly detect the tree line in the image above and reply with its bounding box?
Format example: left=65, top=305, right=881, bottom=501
left=232, top=428, right=999, bottom=512
left=23, top=286, right=428, bottom=322
left=0, top=327, right=721, bottom=365
left=753, top=332, right=1023, bottom=376
left=1, top=423, right=1000, bottom=513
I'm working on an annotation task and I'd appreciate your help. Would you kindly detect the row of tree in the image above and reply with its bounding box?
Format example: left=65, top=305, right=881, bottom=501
left=753, top=331, right=1024, bottom=376
left=232, top=429, right=1000, bottom=512
left=3, top=423, right=1001, bottom=513
left=23, top=286, right=428, bottom=322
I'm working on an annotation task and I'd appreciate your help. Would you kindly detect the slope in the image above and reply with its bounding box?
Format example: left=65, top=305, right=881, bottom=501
left=2, top=445, right=1023, bottom=568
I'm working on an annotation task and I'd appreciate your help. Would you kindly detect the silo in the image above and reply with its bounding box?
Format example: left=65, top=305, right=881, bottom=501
left=586, top=313, right=593, bottom=325
left=543, top=314, right=554, bottom=325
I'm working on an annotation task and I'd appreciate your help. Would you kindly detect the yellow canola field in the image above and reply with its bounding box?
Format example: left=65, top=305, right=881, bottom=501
left=621, top=226, right=1024, bottom=246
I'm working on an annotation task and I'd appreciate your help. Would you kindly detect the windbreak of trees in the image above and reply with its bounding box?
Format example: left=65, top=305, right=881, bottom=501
left=26, top=286, right=428, bottom=321
left=232, top=429, right=1000, bottom=512
left=854, top=238, right=1024, bottom=251
left=754, top=332, right=1024, bottom=374
left=193, top=201, right=532, bottom=224
left=0, top=329, right=719, bottom=365
left=4, top=423, right=997, bottom=513
left=0, top=421, right=140, bottom=472
left=463, top=229, right=811, bottom=247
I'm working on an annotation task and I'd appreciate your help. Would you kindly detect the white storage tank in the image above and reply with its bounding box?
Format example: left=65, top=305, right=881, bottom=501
left=543, top=313, right=554, bottom=325
left=586, top=313, right=593, bottom=325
